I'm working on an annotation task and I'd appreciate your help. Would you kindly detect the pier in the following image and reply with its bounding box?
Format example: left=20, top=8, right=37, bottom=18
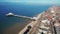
left=6, top=13, right=37, bottom=21
left=13, top=15, right=36, bottom=21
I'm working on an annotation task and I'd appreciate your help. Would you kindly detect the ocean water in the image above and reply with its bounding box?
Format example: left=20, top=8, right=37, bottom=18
left=0, top=2, right=52, bottom=34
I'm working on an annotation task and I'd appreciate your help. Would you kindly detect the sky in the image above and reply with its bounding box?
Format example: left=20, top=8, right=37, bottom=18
left=0, top=0, right=60, bottom=5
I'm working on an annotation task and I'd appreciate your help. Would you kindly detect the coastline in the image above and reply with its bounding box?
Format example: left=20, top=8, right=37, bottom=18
left=18, top=12, right=42, bottom=34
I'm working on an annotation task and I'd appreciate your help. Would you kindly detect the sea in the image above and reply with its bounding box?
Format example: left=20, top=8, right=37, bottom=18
left=0, top=2, right=52, bottom=34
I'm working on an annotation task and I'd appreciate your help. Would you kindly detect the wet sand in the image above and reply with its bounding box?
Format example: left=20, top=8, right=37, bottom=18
left=2, top=20, right=31, bottom=34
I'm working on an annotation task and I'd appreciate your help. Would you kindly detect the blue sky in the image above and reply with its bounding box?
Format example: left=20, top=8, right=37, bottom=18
left=0, top=0, right=60, bottom=4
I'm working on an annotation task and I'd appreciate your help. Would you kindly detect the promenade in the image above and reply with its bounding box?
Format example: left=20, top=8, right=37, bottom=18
left=18, top=13, right=42, bottom=34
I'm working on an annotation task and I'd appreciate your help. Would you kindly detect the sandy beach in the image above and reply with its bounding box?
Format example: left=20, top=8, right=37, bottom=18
left=18, top=13, right=42, bottom=34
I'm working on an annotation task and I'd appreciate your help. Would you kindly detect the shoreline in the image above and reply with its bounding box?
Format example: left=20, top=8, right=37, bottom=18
left=18, top=12, right=42, bottom=34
